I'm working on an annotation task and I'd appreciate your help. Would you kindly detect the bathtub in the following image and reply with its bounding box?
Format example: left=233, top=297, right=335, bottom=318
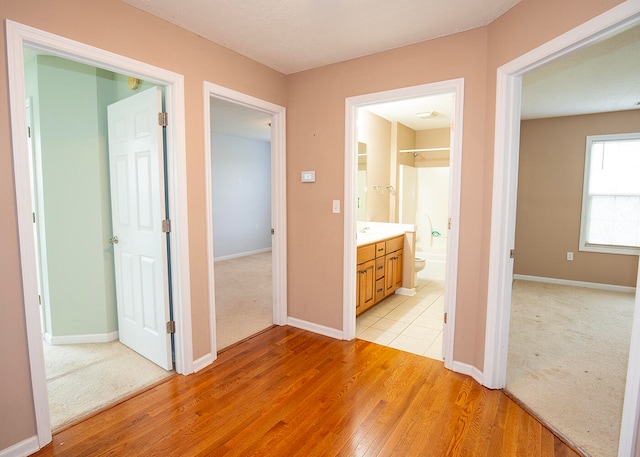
left=416, top=240, right=447, bottom=280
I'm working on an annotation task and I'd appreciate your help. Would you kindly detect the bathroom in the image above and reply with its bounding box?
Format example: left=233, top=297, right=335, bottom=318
left=354, top=92, right=453, bottom=359
left=357, top=93, right=452, bottom=284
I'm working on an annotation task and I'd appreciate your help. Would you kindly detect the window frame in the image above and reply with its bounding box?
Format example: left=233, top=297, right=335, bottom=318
left=579, top=132, right=640, bottom=256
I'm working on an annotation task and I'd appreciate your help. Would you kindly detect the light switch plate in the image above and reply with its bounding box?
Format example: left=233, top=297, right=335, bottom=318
left=301, top=171, right=315, bottom=183
left=332, top=200, right=340, bottom=213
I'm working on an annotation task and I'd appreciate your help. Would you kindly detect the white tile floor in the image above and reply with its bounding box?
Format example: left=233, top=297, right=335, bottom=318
left=356, top=273, right=445, bottom=361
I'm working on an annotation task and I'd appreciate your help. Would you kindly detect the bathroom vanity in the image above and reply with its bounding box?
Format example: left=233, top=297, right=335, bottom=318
left=356, top=234, right=404, bottom=316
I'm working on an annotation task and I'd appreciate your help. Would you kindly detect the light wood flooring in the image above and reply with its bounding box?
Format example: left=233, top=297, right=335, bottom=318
left=31, top=326, right=580, bottom=457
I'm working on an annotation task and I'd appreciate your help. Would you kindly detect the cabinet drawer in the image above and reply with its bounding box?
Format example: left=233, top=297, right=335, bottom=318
left=375, top=242, right=386, bottom=257
left=357, top=244, right=375, bottom=264
left=386, top=236, right=404, bottom=253
left=375, top=257, right=385, bottom=280
left=375, top=278, right=386, bottom=303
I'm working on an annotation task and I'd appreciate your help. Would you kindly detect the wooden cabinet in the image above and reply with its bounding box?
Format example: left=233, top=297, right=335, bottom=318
left=356, top=260, right=375, bottom=314
left=356, top=234, right=404, bottom=316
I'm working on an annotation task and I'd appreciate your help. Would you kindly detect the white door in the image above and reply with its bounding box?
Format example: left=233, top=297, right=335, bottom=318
left=107, top=87, right=172, bottom=370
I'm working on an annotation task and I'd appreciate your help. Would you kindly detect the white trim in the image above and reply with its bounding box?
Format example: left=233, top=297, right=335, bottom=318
left=203, top=81, right=287, bottom=367
left=344, top=79, right=464, bottom=375
left=619, top=256, right=640, bottom=457
left=192, top=353, right=217, bottom=373
left=45, top=331, right=119, bottom=345
left=395, top=287, right=416, bottom=296
left=287, top=317, right=344, bottom=340
left=484, top=2, right=640, bottom=456
left=0, top=436, right=39, bottom=457
left=6, top=20, right=193, bottom=450
left=514, top=274, right=637, bottom=294
left=450, top=361, right=484, bottom=386
left=579, top=133, right=640, bottom=256
left=214, top=247, right=272, bottom=262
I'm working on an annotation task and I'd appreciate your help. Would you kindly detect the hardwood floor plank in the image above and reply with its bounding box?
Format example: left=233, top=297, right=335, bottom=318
left=30, top=326, right=584, bottom=457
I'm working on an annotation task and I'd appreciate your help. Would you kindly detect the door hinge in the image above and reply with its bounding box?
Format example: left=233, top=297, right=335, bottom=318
left=32, top=212, right=36, bottom=223
left=28, top=126, right=31, bottom=138
left=38, top=295, right=41, bottom=305
left=158, top=112, right=168, bottom=127
left=444, top=312, right=447, bottom=324
left=271, top=228, right=275, bottom=235
left=162, top=219, right=171, bottom=233
left=448, top=218, right=452, bottom=230
left=510, top=249, right=515, bottom=259
left=166, top=320, right=176, bottom=334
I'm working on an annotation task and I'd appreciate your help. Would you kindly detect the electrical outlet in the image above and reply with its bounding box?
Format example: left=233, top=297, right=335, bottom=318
left=566, top=251, right=573, bottom=261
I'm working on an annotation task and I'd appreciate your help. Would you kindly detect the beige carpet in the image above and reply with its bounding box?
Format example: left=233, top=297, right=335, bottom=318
left=44, top=340, right=173, bottom=430
left=214, top=251, right=273, bottom=350
left=507, top=280, right=635, bottom=457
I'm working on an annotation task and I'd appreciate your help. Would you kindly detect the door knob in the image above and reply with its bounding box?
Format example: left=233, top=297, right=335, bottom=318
left=109, top=236, right=119, bottom=245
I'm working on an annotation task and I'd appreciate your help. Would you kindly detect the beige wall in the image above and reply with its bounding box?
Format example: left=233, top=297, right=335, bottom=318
left=515, top=111, right=640, bottom=286
left=416, top=127, right=451, bottom=167
left=0, top=0, right=629, bottom=451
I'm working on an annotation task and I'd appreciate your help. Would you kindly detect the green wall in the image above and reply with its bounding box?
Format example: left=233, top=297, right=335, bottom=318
left=25, top=55, right=152, bottom=340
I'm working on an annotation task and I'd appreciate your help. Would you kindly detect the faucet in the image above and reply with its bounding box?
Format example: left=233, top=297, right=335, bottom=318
left=359, top=226, right=370, bottom=233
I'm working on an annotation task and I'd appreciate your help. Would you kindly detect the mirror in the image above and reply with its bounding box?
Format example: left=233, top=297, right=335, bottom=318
left=357, top=142, right=367, bottom=221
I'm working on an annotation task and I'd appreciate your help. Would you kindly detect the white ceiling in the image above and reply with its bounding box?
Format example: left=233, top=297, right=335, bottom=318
left=134, top=0, right=640, bottom=137
left=521, top=23, right=640, bottom=120
left=122, top=0, right=521, bottom=75
left=364, top=93, right=454, bottom=131
left=210, top=98, right=272, bottom=142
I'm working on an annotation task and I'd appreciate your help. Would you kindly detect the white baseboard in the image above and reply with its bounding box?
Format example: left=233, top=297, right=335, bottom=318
left=0, top=435, right=39, bottom=457
left=45, top=330, right=119, bottom=345
left=514, top=274, right=636, bottom=294
left=214, top=247, right=272, bottom=262
left=192, top=353, right=216, bottom=373
left=450, top=360, right=484, bottom=386
left=287, top=317, right=343, bottom=340
left=395, top=287, right=416, bottom=296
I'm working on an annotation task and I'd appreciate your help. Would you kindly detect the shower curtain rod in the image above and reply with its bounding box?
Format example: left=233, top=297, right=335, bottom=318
left=399, top=147, right=450, bottom=153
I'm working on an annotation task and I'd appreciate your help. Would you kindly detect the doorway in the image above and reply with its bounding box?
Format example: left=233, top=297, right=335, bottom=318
left=7, top=20, right=192, bottom=448
left=354, top=93, right=453, bottom=361
left=203, top=82, right=287, bottom=364
left=484, top=3, right=640, bottom=455
left=344, top=79, right=464, bottom=374
left=210, top=97, right=274, bottom=350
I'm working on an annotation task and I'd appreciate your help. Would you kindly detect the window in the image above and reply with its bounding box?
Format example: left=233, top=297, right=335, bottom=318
left=580, top=133, right=640, bottom=255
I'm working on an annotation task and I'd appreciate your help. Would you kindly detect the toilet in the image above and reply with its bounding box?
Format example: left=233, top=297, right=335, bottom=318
left=414, top=257, right=426, bottom=273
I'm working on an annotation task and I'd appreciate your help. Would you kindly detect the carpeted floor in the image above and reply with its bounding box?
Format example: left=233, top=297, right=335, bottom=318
left=214, top=251, right=273, bottom=350
left=44, top=340, right=173, bottom=430
left=507, top=280, right=635, bottom=457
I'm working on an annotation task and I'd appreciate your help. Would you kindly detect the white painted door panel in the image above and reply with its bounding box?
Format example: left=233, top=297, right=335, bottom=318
left=108, top=87, right=172, bottom=370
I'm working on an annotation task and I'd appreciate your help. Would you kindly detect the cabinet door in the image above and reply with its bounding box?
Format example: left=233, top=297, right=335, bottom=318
left=384, top=250, right=404, bottom=296
left=384, top=253, right=396, bottom=296
left=356, top=259, right=375, bottom=315
left=394, top=250, right=403, bottom=290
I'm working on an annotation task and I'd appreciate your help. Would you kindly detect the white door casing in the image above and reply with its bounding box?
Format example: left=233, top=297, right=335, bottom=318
left=484, top=2, right=640, bottom=456
left=6, top=20, right=192, bottom=450
left=344, top=79, right=464, bottom=377
left=108, top=87, right=172, bottom=370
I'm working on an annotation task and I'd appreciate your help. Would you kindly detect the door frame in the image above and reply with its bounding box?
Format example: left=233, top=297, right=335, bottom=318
left=483, top=2, right=640, bottom=455
left=344, top=79, right=464, bottom=374
left=6, top=20, right=193, bottom=448
left=202, top=82, right=287, bottom=366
